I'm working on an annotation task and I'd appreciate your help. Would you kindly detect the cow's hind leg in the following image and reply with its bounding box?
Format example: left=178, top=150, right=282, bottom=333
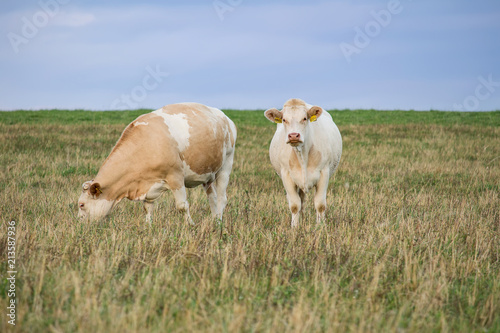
left=203, top=182, right=218, bottom=219
left=298, top=189, right=306, bottom=220
left=314, top=169, right=330, bottom=223
left=172, top=186, right=194, bottom=225
left=213, top=153, right=234, bottom=222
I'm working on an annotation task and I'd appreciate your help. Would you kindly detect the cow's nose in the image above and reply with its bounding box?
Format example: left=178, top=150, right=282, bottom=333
left=288, top=132, right=300, bottom=141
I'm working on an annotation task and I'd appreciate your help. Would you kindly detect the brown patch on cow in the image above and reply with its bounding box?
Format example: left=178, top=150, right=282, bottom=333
left=290, top=204, right=299, bottom=214
left=289, top=145, right=323, bottom=172
left=317, top=204, right=326, bottom=214
left=183, top=126, right=225, bottom=175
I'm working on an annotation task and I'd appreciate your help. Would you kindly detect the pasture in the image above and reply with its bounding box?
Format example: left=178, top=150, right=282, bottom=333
left=1, top=109, right=499, bottom=332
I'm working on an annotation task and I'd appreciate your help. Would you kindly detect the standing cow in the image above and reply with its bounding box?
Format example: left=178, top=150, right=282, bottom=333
left=264, top=98, right=342, bottom=227
left=78, top=102, right=237, bottom=224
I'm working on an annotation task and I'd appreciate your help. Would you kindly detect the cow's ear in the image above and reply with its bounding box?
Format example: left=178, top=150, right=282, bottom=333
left=307, top=106, right=323, bottom=122
left=264, top=108, right=283, bottom=124
left=89, top=182, right=102, bottom=198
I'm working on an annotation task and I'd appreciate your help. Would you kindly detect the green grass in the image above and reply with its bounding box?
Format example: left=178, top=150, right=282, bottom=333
left=0, top=109, right=499, bottom=332
left=1, top=109, right=499, bottom=127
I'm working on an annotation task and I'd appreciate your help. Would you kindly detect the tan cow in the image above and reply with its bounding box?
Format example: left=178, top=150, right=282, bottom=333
left=78, top=102, right=237, bottom=224
left=264, top=98, right=342, bottom=227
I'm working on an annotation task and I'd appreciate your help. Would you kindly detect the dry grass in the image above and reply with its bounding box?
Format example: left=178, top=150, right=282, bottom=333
left=0, top=111, right=499, bottom=332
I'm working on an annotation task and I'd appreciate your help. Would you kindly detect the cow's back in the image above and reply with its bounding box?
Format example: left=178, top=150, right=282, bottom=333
left=153, top=103, right=236, bottom=177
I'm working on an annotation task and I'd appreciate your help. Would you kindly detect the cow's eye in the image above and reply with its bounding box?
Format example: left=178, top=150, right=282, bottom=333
left=79, top=203, right=84, bottom=209
left=283, top=119, right=287, bottom=124
left=303, top=118, right=307, bottom=121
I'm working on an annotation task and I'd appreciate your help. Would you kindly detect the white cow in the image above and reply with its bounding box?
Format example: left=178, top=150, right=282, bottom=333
left=78, top=102, right=237, bottom=224
left=264, top=98, right=342, bottom=227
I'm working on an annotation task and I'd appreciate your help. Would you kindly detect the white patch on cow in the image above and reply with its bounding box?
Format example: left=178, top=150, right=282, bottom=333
left=146, top=181, right=168, bottom=199
left=153, top=109, right=191, bottom=151
left=134, top=121, right=149, bottom=126
left=134, top=181, right=168, bottom=201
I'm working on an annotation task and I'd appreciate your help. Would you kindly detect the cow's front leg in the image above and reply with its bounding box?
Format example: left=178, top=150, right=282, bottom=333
left=281, top=171, right=301, bottom=228
left=172, top=186, right=194, bottom=225
left=143, top=200, right=154, bottom=225
left=314, top=169, right=330, bottom=223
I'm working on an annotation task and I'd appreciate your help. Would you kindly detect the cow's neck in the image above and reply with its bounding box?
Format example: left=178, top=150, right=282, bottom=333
left=94, top=149, right=140, bottom=202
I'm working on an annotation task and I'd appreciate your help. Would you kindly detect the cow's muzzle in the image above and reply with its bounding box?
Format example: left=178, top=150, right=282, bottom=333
left=287, top=132, right=302, bottom=146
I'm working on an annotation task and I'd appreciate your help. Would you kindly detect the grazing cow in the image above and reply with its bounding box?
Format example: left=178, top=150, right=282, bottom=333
left=78, top=102, right=237, bottom=224
left=264, top=98, right=342, bottom=227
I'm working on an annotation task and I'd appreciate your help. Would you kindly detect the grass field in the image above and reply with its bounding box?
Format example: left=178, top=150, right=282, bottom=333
left=1, top=109, right=499, bottom=332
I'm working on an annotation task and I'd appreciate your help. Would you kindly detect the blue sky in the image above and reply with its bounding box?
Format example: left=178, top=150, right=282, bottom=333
left=1, top=0, right=499, bottom=111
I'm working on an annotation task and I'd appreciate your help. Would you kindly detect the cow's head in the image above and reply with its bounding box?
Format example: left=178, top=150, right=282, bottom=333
left=264, top=99, right=323, bottom=147
left=78, top=181, right=114, bottom=222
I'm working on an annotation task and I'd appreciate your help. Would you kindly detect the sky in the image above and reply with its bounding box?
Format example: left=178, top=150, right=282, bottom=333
left=1, top=0, right=500, bottom=111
